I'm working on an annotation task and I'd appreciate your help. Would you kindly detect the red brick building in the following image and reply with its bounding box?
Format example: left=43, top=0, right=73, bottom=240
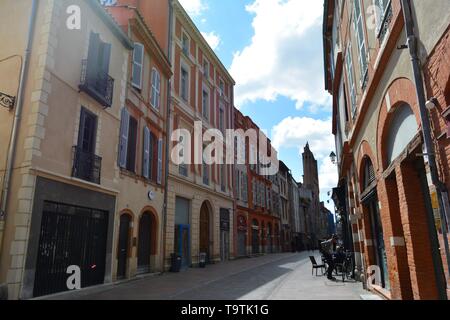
left=324, top=0, right=450, bottom=299
left=233, top=108, right=281, bottom=256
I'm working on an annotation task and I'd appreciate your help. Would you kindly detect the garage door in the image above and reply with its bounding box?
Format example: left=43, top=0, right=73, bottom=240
left=33, top=201, right=108, bottom=297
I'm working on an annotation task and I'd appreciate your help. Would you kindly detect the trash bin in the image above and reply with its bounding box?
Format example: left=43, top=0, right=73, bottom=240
left=199, top=252, right=207, bottom=268
left=170, top=253, right=182, bottom=272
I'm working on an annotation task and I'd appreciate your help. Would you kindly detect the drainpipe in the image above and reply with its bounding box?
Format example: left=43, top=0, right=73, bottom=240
left=161, top=0, right=174, bottom=274
left=0, top=0, right=38, bottom=255
left=401, top=0, right=449, bottom=300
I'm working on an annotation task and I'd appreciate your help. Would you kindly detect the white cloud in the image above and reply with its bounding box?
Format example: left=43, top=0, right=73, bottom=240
left=178, top=0, right=207, bottom=16
left=230, top=0, right=330, bottom=110
left=201, top=31, right=221, bottom=51
left=272, top=116, right=338, bottom=210
left=272, top=116, right=334, bottom=159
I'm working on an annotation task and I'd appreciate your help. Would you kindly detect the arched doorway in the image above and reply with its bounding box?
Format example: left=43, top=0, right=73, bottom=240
left=137, top=212, right=156, bottom=274
left=252, top=219, right=260, bottom=254
left=200, top=202, right=212, bottom=263
left=268, top=223, right=273, bottom=253
left=360, top=157, right=389, bottom=289
left=379, top=101, right=444, bottom=299
left=117, top=214, right=131, bottom=279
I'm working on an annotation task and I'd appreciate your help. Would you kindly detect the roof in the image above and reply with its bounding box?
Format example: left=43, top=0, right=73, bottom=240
left=322, top=0, right=334, bottom=92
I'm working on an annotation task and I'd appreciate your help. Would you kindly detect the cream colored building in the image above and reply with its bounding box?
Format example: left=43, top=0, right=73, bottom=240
left=164, top=1, right=236, bottom=269
left=0, top=0, right=132, bottom=299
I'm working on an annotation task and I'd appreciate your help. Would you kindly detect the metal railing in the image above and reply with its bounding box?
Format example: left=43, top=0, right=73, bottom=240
left=72, top=146, right=102, bottom=184
left=377, top=1, right=393, bottom=44
left=79, top=59, right=114, bottom=108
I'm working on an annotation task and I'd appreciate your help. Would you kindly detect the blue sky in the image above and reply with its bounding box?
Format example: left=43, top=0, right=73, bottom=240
left=179, top=0, right=337, bottom=210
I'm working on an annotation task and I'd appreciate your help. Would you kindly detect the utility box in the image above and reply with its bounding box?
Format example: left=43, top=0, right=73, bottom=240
left=170, top=253, right=182, bottom=272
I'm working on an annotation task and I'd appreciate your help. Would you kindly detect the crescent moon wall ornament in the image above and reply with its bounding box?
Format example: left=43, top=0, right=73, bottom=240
left=0, top=92, right=15, bottom=109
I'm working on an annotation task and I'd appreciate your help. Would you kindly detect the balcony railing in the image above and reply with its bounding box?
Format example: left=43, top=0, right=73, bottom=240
left=72, top=146, right=102, bottom=184
left=377, top=1, right=393, bottom=44
left=79, top=59, right=114, bottom=108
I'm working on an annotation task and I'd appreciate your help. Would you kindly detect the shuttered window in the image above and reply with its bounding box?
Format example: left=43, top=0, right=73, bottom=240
left=157, top=138, right=163, bottom=184
left=118, top=108, right=129, bottom=168
left=143, top=126, right=150, bottom=179
left=363, top=158, right=376, bottom=190
left=132, top=42, right=144, bottom=89
left=353, top=0, right=368, bottom=87
left=118, top=108, right=137, bottom=173
left=150, top=68, right=161, bottom=109
left=346, top=44, right=357, bottom=117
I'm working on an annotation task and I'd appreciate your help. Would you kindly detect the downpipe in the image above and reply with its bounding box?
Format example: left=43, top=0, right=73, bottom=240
left=0, top=0, right=38, bottom=257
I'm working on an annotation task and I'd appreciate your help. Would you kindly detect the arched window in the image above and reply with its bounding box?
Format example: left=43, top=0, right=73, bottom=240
left=363, top=157, right=375, bottom=191
left=386, top=104, right=418, bottom=165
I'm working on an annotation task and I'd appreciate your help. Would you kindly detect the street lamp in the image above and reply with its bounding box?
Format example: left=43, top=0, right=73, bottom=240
left=329, top=151, right=337, bottom=165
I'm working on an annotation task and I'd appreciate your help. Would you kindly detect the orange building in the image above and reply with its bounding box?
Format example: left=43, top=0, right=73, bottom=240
left=233, top=108, right=281, bottom=256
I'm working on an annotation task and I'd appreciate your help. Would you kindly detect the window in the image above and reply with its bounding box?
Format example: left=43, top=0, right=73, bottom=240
left=143, top=126, right=152, bottom=179
left=203, top=59, right=209, bottom=80
left=78, top=108, right=97, bottom=155
left=202, top=89, right=209, bottom=120
left=219, top=79, right=225, bottom=97
left=181, top=66, right=189, bottom=102
left=182, top=32, right=189, bottom=56
left=118, top=108, right=137, bottom=172
left=178, top=135, right=188, bottom=177
left=73, top=108, right=100, bottom=183
left=354, top=0, right=368, bottom=87
left=346, top=44, right=357, bottom=117
left=252, top=178, right=257, bottom=206
left=375, top=0, right=391, bottom=32
left=363, top=158, right=376, bottom=190
left=203, top=151, right=209, bottom=185
left=235, top=170, right=240, bottom=199
left=220, top=165, right=226, bottom=192
left=151, top=68, right=161, bottom=110
left=132, top=42, right=144, bottom=89
left=157, top=138, right=163, bottom=184
left=242, top=172, right=248, bottom=202
left=82, top=32, right=113, bottom=107
left=219, top=107, right=225, bottom=133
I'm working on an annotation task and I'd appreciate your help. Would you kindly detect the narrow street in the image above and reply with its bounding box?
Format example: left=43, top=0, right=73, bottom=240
left=44, top=252, right=366, bottom=300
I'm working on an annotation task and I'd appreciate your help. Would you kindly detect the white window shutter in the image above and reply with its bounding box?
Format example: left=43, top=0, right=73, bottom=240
left=157, top=138, right=163, bottom=184
left=143, top=126, right=150, bottom=178
left=118, top=108, right=129, bottom=168
left=132, top=43, right=143, bottom=89
left=156, top=71, right=161, bottom=109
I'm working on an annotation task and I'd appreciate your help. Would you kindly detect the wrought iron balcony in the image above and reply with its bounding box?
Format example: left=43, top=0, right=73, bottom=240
left=377, top=1, right=393, bottom=44
left=72, top=146, right=102, bottom=184
left=79, top=59, right=114, bottom=108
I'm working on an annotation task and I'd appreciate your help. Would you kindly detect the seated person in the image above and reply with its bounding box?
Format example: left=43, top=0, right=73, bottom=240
left=334, top=246, right=346, bottom=264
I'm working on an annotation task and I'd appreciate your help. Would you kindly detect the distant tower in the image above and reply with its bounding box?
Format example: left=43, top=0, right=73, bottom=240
left=302, top=143, right=321, bottom=244
left=302, top=143, right=319, bottom=194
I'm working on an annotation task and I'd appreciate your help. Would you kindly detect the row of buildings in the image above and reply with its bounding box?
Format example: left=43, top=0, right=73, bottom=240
left=0, top=0, right=333, bottom=299
left=324, top=0, right=450, bottom=299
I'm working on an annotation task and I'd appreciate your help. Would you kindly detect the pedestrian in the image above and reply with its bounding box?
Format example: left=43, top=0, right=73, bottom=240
left=321, top=234, right=338, bottom=281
